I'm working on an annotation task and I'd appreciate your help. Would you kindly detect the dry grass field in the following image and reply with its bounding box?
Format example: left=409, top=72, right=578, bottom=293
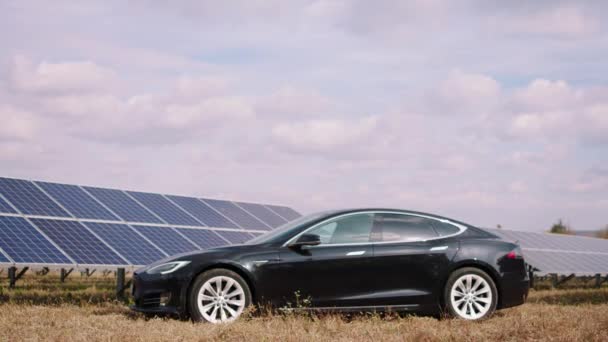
left=1, top=273, right=607, bottom=341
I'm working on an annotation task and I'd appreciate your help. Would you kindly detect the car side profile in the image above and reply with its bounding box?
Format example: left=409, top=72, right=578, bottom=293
left=131, top=209, right=529, bottom=323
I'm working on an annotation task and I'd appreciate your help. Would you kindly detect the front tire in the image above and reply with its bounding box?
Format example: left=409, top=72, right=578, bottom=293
left=188, top=269, right=251, bottom=323
left=444, top=267, right=498, bottom=320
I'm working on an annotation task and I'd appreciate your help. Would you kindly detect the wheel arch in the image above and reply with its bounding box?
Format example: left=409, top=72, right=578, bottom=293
left=442, top=260, right=503, bottom=309
left=185, top=262, right=257, bottom=314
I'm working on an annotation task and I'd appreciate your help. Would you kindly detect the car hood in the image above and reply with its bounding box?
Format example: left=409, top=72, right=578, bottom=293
left=137, top=243, right=259, bottom=272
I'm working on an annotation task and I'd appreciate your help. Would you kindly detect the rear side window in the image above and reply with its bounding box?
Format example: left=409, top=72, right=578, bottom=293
left=376, top=214, right=438, bottom=242
left=432, top=221, right=461, bottom=236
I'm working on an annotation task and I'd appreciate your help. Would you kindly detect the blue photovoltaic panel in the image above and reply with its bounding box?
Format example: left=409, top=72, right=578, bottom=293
left=84, top=222, right=166, bottom=266
left=167, top=195, right=238, bottom=228
left=0, top=216, right=71, bottom=264
left=132, top=225, right=199, bottom=256
left=176, top=228, right=229, bottom=249
left=36, top=182, right=119, bottom=221
left=0, top=178, right=69, bottom=217
left=0, top=250, right=9, bottom=263
left=31, top=218, right=127, bottom=265
left=266, top=205, right=301, bottom=221
left=216, top=230, right=253, bottom=244
left=236, top=202, right=287, bottom=228
left=0, top=196, right=16, bottom=214
left=485, top=228, right=608, bottom=275
left=84, top=187, right=162, bottom=223
left=203, top=199, right=270, bottom=230
left=128, top=191, right=201, bottom=226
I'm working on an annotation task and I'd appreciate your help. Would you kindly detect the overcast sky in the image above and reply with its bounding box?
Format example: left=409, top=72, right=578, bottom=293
left=1, top=0, right=607, bottom=232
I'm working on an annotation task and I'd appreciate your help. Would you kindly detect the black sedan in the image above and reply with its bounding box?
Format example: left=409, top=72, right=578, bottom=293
left=131, top=209, right=529, bottom=323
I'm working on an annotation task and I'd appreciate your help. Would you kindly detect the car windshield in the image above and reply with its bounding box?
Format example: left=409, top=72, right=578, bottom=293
left=247, top=211, right=333, bottom=245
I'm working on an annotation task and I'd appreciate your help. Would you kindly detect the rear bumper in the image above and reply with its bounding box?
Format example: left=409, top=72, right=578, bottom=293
left=499, top=272, right=530, bottom=309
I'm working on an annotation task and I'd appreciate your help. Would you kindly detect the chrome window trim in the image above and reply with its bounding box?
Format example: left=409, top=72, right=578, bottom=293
left=282, top=210, right=468, bottom=248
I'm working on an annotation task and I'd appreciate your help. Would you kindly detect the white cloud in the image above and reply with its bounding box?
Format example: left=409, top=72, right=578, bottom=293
left=272, top=116, right=378, bottom=151
left=434, top=70, right=501, bottom=114
left=9, top=56, right=118, bottom=95
left=0, top=105, right=38, bottom=141
left=505, top=6, right=599, bottom=37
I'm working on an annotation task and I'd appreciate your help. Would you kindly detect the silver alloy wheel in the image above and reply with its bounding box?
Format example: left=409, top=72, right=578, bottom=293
left=197, top=275, right=246, bottom=323
left=450, top=274, right=492, bottom=320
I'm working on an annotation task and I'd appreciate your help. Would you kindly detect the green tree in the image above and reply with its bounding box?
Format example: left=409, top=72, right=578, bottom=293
left=596, top=225, right=608, bottom=239
left=549, top=219, right=571, bottom=235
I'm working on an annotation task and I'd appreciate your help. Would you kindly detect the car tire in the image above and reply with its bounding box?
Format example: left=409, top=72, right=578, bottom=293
left=189, top=269, right=252, bottom=323
left=444, top=267, right=498, bottom=320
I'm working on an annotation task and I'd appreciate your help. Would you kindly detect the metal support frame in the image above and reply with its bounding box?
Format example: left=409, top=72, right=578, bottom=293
left=553, top=273, right=575, bottom=287
left=81, top=268, right=96, bottom=278
left=528, top=268, right=534, bottom=289
left=60, top=268, right=74, bottom=283
left=36, top=267, right=50, bottom=276
left=115, top=268, right=132, bottom=301
left=8, top=266, right=29, bottom=288
left=595, top=274, right=608, bottom=288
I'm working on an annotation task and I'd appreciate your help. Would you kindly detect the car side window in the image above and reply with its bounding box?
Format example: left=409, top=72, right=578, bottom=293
left=377, top=214, right=439, bottom=242
left=432, top=221, right=461, bottom=236
left=307, top=213, right=374, bottom=245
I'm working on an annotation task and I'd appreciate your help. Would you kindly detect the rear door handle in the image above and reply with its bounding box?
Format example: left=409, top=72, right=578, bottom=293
left=346, top=250, right=366, bottom=256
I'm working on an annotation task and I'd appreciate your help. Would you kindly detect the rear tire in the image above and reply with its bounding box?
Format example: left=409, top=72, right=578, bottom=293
left=444, top=267, right=497, bottom=320
left=188, top=269, right=252, bottom=323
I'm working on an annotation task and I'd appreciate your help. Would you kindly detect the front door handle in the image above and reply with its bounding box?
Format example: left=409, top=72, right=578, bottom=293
left=430, top=246, right=448, bottom=251
left=346, top=250, right=366, bottom=256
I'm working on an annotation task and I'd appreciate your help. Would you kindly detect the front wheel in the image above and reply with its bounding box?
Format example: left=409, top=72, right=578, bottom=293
left=444, top=267, right=498, bottom=320
left=188, top=269, right=252, bottom=323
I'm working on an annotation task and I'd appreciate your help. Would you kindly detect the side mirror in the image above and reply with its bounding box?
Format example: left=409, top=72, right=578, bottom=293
left=289, top=234, right=321, bottom=248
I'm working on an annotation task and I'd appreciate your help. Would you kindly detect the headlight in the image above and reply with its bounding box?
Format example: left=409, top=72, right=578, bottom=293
left=145, top=261, right=191, bottom=275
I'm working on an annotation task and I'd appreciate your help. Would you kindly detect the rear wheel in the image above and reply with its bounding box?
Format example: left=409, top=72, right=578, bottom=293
left=444, top=267, right=497, bottom=320
left=189, top=269, right=251, bottom=323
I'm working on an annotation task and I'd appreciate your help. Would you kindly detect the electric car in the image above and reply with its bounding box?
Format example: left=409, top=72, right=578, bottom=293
left=131, top=209, right=529, bottom=323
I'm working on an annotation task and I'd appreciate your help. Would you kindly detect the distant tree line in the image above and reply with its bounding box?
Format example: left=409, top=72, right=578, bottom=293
left=548, top=219, right=608, bottom=239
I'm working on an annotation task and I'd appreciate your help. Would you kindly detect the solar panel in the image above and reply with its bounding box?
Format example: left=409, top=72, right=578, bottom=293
left=0, top=216, right=71, bottom=264
left=132, top=225, right=199, bottom=256
left=176, top=228, right=230, bottom=249
left=36, top=182, right=119, bottom=221
left=235, top=202, right=287, bottom=228
left=0, top=196, right=16, bottom=214
left=0, top=178, right=69, bottom=217
left=167, top=195, right=239, bottom=228
left=215, top=230, right=254, bottom=244
left=128, top=191, right=201, bottom=226
left=84, top=222, right=167, bottom=266
left=84, top=187, right=162, bottom=223
left=486, top=228, right=608, bottom=275
left=265, top=204, right=301, bottom=221
left=31, top=218, right=127, bottom=265
left=202, top=199, right=270, bottom=230
left=0, top=250, right=9, bottom=263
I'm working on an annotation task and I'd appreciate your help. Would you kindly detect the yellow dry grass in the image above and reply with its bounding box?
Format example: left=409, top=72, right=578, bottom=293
left=1, top=289, right=607, bottom=341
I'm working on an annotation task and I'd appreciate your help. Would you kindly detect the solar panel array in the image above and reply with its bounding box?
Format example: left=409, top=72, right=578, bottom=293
left=485, top=228, right=608, bottom=276
left=0, top=177, right=301, bottom=268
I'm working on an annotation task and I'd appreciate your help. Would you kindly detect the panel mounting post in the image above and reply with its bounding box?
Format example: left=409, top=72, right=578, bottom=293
left=528, top=268, right=534, bottom=289
left=8, top=266, right=29, bottom=289
left=596, top=274, right=608, bottom=288
left=82, top=268, right=96, bottom=278
left=60, top=268, right=74, bottom=283
left=36, top=267, right=50, bottom=276
left=116, top=268, right=131, bottom=301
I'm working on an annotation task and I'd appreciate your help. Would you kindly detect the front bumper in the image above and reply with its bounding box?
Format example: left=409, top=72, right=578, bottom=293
left=130, top=271, right=190, bottom=315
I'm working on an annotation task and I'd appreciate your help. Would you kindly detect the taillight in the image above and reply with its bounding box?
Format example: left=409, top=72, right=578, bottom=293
left=506, top=246, right=523, bottom=259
